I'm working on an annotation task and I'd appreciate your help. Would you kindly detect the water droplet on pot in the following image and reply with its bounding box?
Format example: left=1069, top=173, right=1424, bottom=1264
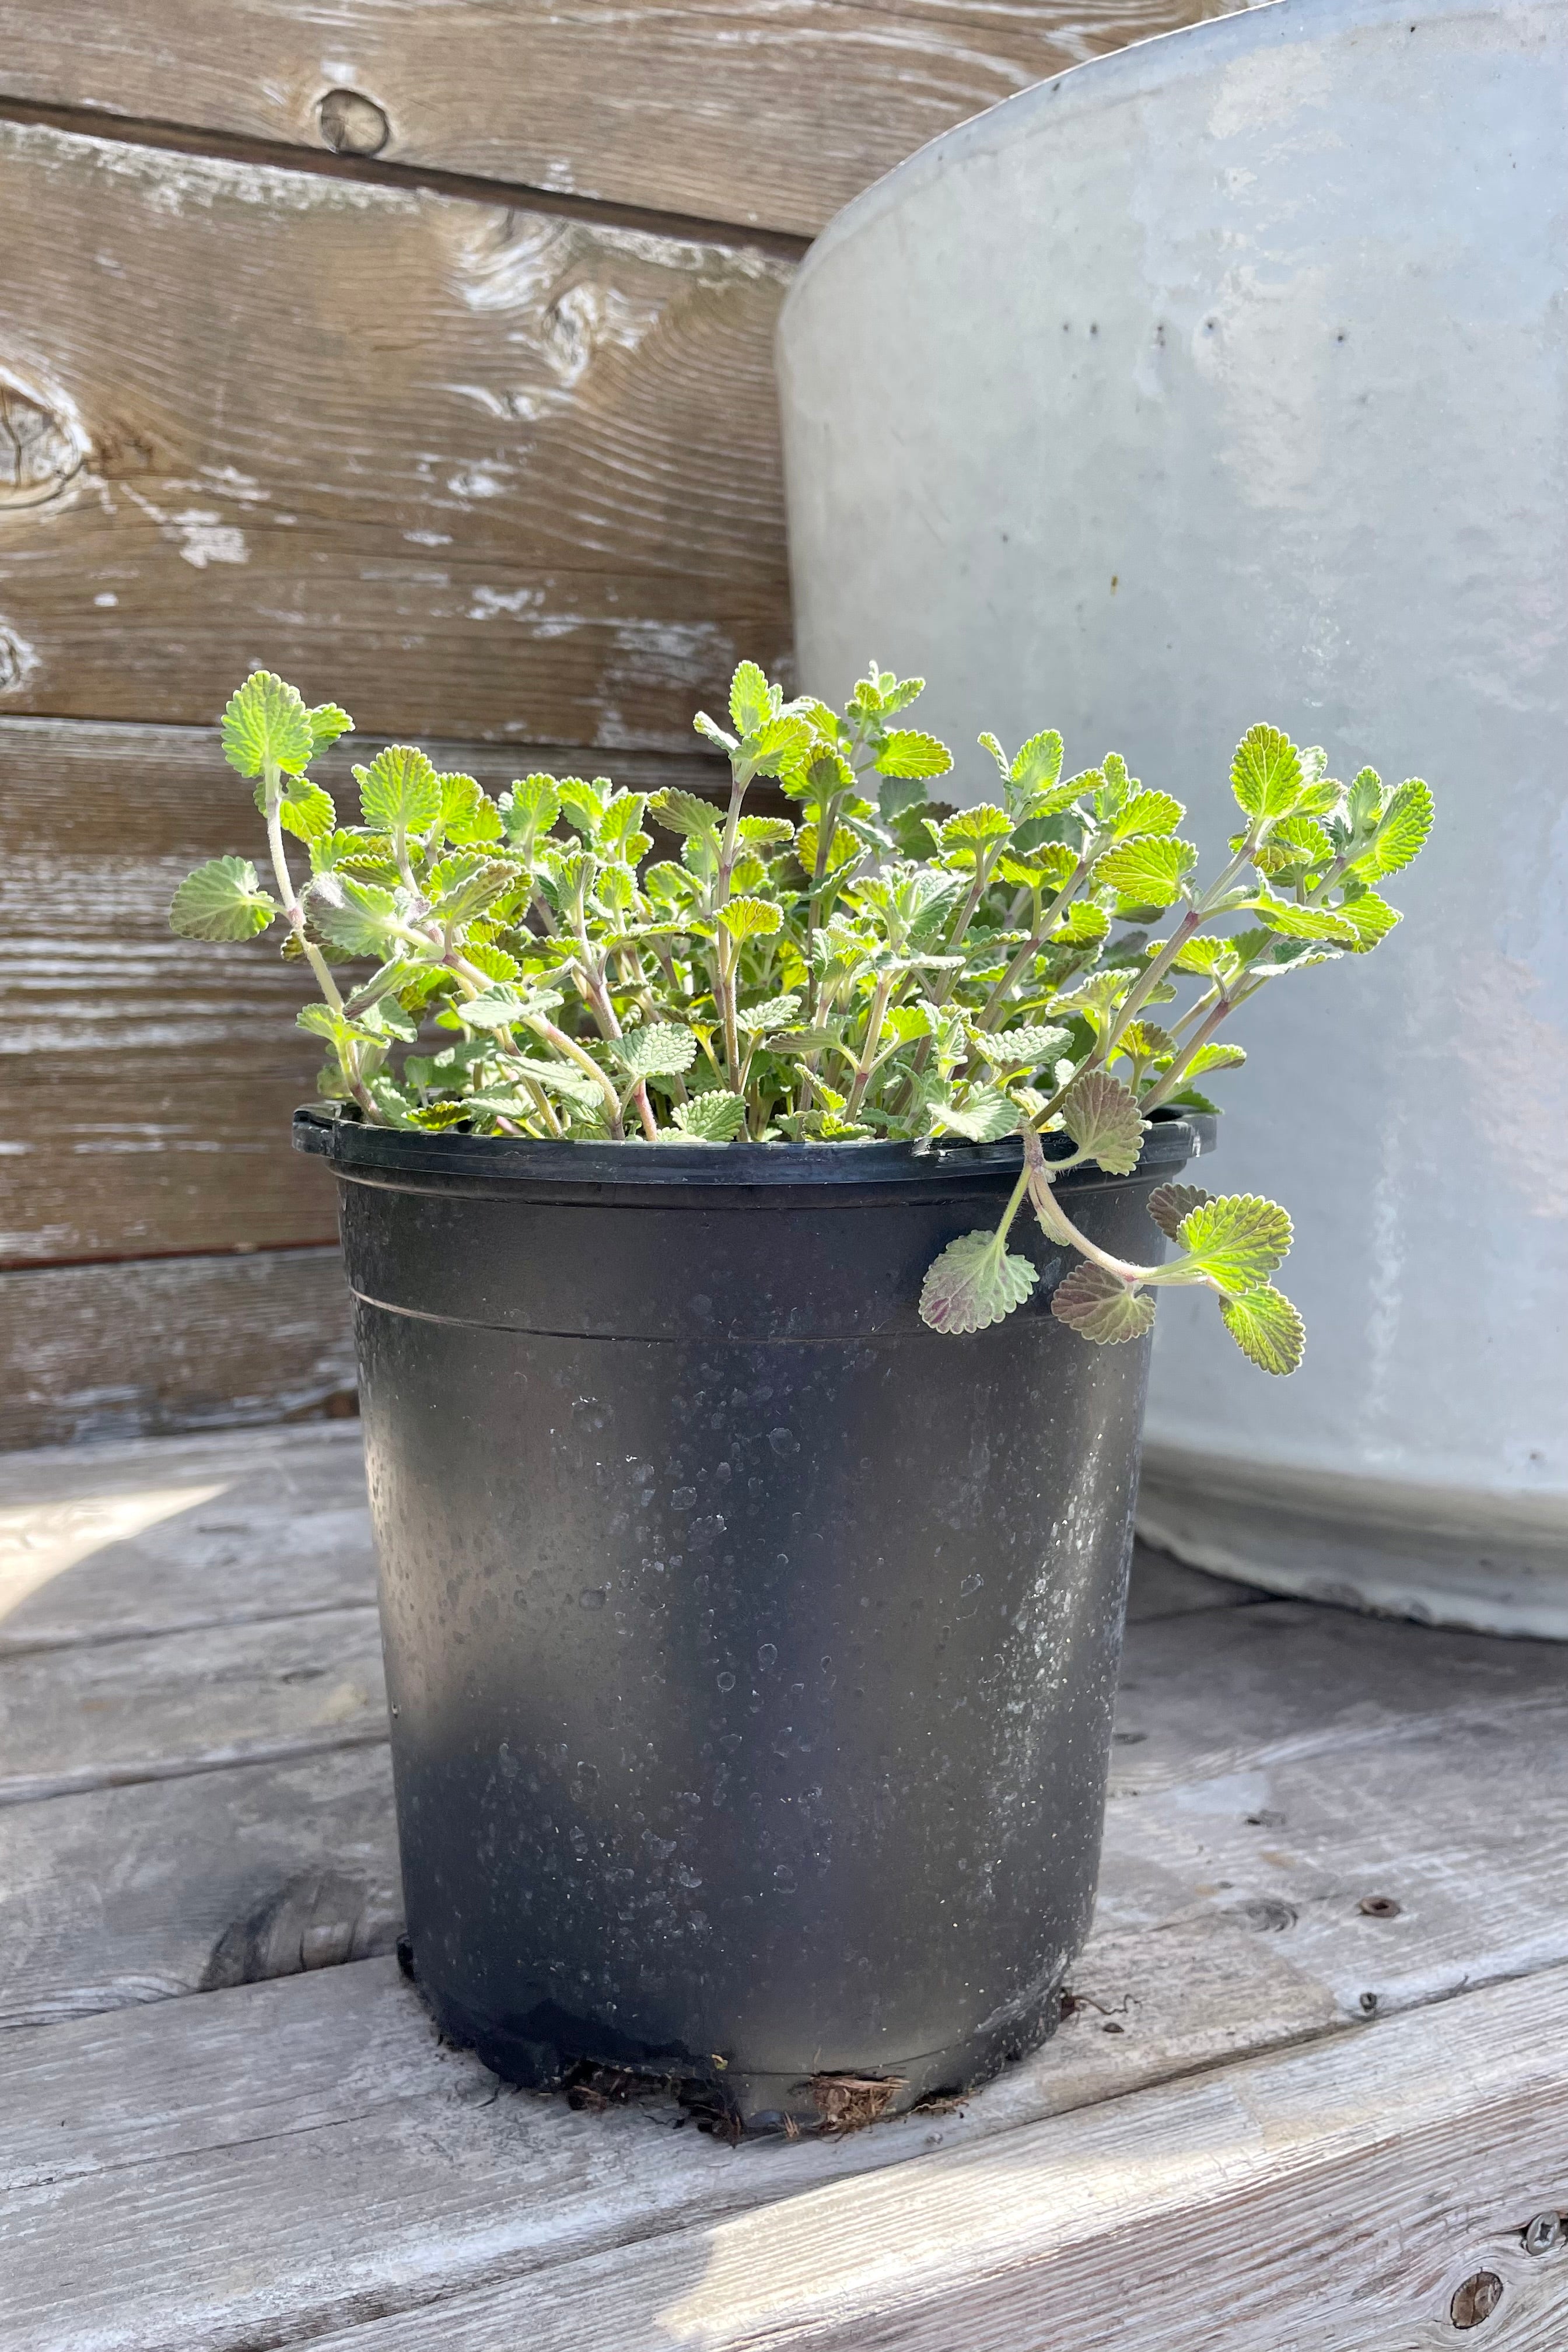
left=768, top=1427, right=800, bottom=1456
left=758, top=1642, right=778, bottom=1669
left=676, top=1865, right=703, bottom=1889
left=673, top=1487, right=696, bottom=1509
left=579, top=1587, right=608, bottom=1609
left=716, top=1670, right=736, bottom=1692
left=773, top=1865, right=796, bottom=1889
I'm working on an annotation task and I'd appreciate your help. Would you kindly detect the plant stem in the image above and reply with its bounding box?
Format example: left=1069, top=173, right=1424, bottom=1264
left=261, top=759, right=380, bottom=1119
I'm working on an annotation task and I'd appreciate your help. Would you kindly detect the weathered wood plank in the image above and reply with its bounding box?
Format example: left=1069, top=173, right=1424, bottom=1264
left=0, top=0, right=1250, bottom=240
left=0, top=120, right=790, bottom=743
left=5, top=1940, right=1565, bottom=2351
left=0, top=718, right=718, bottom=1265
left=0, top=1423, right=374, bottom=1654
left=299, top=1964, right=1568, bottom=2352
left=0, top=1608, right=386, bottom=1802
left=0, top=1742, right=400, bottom=2029
left=0, top=1248, right=356, bottom=1450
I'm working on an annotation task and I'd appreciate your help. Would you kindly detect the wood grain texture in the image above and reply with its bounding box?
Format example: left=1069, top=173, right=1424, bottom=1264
left=0, top=0, right=1250, bottom=239
left=0, top=1741, right=400, bottom=2031
left=0, top=717, right=721, bottom=1265
left=0, top=1247, right=356, bottom=1449
left=298, top=1964, right=1568, bottom=2352
left=0, top=1423, right=375, bottom=1654
left=4, top=1430, right=1566, bottom=2345
left=0, top=120, right=790, bottom=743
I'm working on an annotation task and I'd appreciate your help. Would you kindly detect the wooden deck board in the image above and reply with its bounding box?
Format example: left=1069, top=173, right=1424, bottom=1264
left=2, top=1426, right=1563, bottom=2348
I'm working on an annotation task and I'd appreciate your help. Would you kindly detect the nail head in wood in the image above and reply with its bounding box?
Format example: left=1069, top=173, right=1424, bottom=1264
left=1524, top=2212, right=1564, bottom=2255
left=317, top=88, right=390, bottom=157
left=1451, top=2271, right=1504, bottom=2328
left=1359, top=1894, right=1402, bottom=1918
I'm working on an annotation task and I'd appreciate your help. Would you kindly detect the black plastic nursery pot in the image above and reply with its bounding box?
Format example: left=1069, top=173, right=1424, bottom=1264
left=296, top=1104, right=1211, bottom=2126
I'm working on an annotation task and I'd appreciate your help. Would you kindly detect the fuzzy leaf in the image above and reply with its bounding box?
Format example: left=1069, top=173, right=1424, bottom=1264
left=1177, top=1194, right=1293, bottom=1290
left=1060, top=1070, right=1145, bottom=1175
left=875, top=730, right=953, bottom=780
left=1262, top=814, right=1334, bottom=866
left=649, top=787, right=724, bottom=842
left=939, top=803, right=1012, bottom=850
left=1146, top=1181, right=1213, bottom=1242
left=1231, top=724, right=1304, bottom=820
left=356, top=745, right=442, bottom=836
left=1116, top=1020, right=1175, bottom=1061
left=1114, top=790, right=1185, bottom=839
left=1171, top=936, right=1241, bottom=980
left=1052, top=900, right=1111, bottom=947
left=1219, top=1283, right=1306, bottom=1374
left=556, top=776, right=607, bottom=838
left=927, top=1087, right=1020, bottom=1142
left=1250, top=895, right=1359, bottom=943
left=276, top=779, right=337, bottom=842
left=426, top=855, right=520, bottom=926
left=1094, top=836, right=1198, bottom=908
left=737, top=991, right=801, bottom=1032
left=718, top=895, right=783, bottom=942
left=673, top=1089, right=748, bottom=1142
left=305, top=873, right=404, bottom=956
left=694, top=710, right=738, bottom=754
left=1182, top=1042, right=1247, bottom=1077
left=308, top=702, right=354, bottom=757
left=460, top=941, right=519, bottom=984
left=973, top=1023, right=1072, bottom=1069
left=919, top=1231, right=1038, bottom=1335
left=747, top=714, right=814, bottom=774
left=615, top=1023, right=698, bottom=1080
left=1050, top=1262, right=1156, bottom=1343
left=1012, top=729, right=1065, bottom=793
left=440, top=773, right=504, bottom=846
left=1334, top=889, right=1401, bottom=951
left=169, top=856, right=279, bottom=942
left=1357, top=777, right=1434, bottom=880
left=502, top=774, right=562, bottom=845
left=220, top=671, right=315, bottom=779
left=729, top=660, right=774, bottom=738
left=736, top=815, right=796, bottom=849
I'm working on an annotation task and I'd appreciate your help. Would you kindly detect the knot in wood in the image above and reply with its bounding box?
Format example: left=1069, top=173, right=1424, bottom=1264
left=0, top=381, right=87, bottom=507
left=317, top=88, right=390, bottom=157
left=1450, top=2272, right=1503, bottom=2329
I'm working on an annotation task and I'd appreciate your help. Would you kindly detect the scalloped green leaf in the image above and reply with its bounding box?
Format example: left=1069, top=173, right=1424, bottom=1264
left=169, top=856, right=280, bottom=942
left=1061, top=1070, right=1146, bottom=1175
left=939, top=803, right=1012, bottom=850
left=875, top=730, right=953, bottom=780
left=1114, top=790, right=1185, bottom=839
left=649, top=786, right=724, bottom=841
left=1177, top=1193, right=1293, bottom=1289
left=972, top=1023, right=1072, bottom=1069
left=355, top=744, right=442, bottom=836
left=1011, top=728, right=1065, bottom=793
left=1147, top=1181, right=1213, bottom=1243
left=718, top=895, right=783, bottom=942
left=729, top=660, right=774, bottom=737
left=919, top=1231, right=1038, bottom=1335
left=276, top=779, right=337, bottom=842
left=1356, top=777, right=1434, bottom=880
left=1050, top=1261, right=1156, bottom=1343
left=305, top=872, right=404, bottom=955
left=1094, top=836, right=1198, bottom=908
left=737, top=991, right=802, bottom=1033
left=926, top=1087, right=1020, bottom=1142
left=615, top=1023, right=698, bottom=1080
left=1219, top=1283, right=1306, bottom=1374
left=1333, top=889, right=1401, bottom=952
left=1250, top=895, right=1359, bottom=943
left=1231, top=724, right=1304, bottom=819
left=436, top=772, right=503, bottom=846
left=220, top=671, right=316, bottom=779
left=673, top=1090, right=748, bottom=1142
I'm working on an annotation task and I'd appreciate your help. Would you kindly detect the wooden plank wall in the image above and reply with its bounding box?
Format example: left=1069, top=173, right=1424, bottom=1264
left=0, top=0, right=1239, bottom=1448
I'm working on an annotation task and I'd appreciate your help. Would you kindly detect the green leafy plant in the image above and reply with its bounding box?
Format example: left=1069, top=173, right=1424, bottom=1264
left=171, top=664, right=1432, bottom=1374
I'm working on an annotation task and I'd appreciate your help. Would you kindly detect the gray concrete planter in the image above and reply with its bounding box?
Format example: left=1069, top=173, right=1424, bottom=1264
left=778, top=0, right=1568, bottom=1635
